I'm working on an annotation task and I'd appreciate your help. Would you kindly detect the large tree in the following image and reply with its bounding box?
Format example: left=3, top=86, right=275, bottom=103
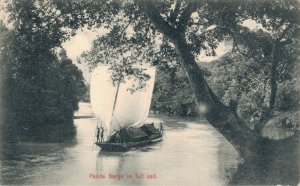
left=79, top=0, right=299, bottom=156
left=77, top=0, right=299, bottom=162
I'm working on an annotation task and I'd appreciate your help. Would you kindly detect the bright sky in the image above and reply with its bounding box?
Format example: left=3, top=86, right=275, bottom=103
left=63, top=31, right=229, bottom=62
left=62, top=27, right=109, bottom=62
left=198, top=42, right=229, bottom=62
left=242, top=19, right=263, bottom=30
left=63, top=19, right=260, bottom=64
left=63, top=18, right=262, bottom=81
left=61, top=27, right=109, bottom=81
left=0, top=1, right=11, bottom=27
left=61, top=29, right=230, bottom=81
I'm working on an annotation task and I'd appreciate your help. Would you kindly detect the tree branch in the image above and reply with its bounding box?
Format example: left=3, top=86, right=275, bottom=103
left=255, top=23, right=295, bottom=133
left=169, top=0, right=182, bottom=24
left=276, top=23, right=294, bottom=43
left=213, top=25, right=249, bottom=57
left=137, top=0, right=179, bottom=40
left=177, top=0, right=198, bottom=32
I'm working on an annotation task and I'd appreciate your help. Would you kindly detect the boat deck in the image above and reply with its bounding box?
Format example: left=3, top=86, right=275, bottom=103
left=96, top=135, right=163, bottom=152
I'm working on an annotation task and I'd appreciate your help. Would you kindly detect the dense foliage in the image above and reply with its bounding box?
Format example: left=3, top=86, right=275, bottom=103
left=151, top=68, right=198, bottom=117
left=204, top=51, right=299, bottom=127
left=0, top=1, right=86, bottom=134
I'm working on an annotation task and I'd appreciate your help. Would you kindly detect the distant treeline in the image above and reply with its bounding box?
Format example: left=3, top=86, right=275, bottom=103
left=151, top=51, right=299, bottom=125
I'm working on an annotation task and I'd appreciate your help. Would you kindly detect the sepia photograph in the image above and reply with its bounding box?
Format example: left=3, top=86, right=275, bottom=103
left=0, top=0, right=299, bottom=185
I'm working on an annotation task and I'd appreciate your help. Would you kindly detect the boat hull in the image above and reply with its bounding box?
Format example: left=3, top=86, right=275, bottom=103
left=95, top=136, right=163, bottom=152
left=95, top=123, right=163, bottom=152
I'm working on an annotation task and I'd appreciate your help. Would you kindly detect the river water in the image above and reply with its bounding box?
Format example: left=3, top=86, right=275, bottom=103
left=0, top=103, right=241, bottom=185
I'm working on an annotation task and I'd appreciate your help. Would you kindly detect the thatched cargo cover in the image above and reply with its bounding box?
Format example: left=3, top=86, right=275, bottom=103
left=110, top=127, right=149, bottom=143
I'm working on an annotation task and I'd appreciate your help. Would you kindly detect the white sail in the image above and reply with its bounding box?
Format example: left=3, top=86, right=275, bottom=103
left=90, top=65, right=156, bottom=137
left=90, top=65, right=117, bottom=139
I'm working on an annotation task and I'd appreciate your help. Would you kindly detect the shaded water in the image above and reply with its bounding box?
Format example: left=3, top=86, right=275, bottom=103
left=1, top=103, right=298, bottom=185
left=0, top=103, right=240, bottom=185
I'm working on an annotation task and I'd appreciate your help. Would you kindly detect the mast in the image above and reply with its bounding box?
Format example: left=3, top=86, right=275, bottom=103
left=109, top=79, right=121, bottom=133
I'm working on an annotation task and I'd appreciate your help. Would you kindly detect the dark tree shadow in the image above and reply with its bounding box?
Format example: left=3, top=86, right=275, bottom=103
left=229, top=131, right=299, bottom=185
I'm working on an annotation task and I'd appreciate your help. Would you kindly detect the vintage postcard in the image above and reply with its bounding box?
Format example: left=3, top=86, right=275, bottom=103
left=0, top=0, right=299, bottom=185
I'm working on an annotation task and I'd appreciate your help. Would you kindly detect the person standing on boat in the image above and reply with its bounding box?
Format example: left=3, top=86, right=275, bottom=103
left=96, top=126, right=100, bottom=143
left=100, top=126, right=104, bottom=142
left=159, top=123, right=164, bottom=134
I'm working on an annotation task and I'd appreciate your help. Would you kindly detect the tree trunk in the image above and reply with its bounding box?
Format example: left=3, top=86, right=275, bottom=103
left=172, top=33, right=263, bottom=158
left=139, top=2, right=298, bottom=183
left=138, top=0, right=295, bottom=159
left=255, top=24, right=293, bottom=134
left=256, top=42, right=279, bottom=134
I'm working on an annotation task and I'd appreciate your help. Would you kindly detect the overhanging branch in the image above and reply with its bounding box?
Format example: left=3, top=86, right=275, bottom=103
left=276, top=23, right=294, bottom=43
left=169, top=0, right=182, bottom=24
left=177, top=0, right=198, bottom=32
left=137, top=0, right=179, bottom=40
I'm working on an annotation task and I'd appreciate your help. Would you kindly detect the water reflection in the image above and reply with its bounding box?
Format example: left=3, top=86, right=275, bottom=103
left=262, top=126, right=295, bottom=140
left=0, top=138, right=77, bottom=185
left=229, top=131, right=299, bottom=185
left=88, top=118, right=240, bottom=186
left=2, top=106, right=297, bottom=185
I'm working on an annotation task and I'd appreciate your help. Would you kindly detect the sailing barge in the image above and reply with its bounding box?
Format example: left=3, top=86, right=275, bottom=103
left=90, top=65, right=163, bottom=152
left=96, top=124, right=163, bottom=151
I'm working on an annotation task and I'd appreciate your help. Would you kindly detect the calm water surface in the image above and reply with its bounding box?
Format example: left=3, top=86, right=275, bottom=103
left=0, top=103, right=240, bottom=185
